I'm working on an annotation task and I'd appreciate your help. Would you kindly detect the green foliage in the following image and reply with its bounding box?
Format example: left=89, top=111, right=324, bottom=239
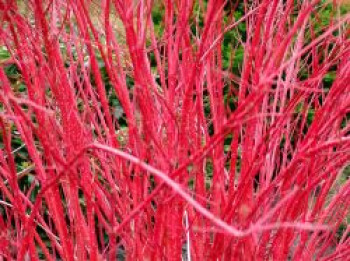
left=0, top=46, right=10, bottom=60
left=151, top=2, right=165, bottom=37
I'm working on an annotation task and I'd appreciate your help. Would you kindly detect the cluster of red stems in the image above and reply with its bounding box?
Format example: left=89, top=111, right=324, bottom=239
left=0, top=0, right=349, bottom=260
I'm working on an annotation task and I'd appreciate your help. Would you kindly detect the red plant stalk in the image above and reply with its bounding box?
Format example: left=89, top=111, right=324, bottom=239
left=0, top=0, right=349, bottom=260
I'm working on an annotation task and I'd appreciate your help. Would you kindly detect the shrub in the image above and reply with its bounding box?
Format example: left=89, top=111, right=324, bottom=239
left=0, top=0, right=349, bottom=260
